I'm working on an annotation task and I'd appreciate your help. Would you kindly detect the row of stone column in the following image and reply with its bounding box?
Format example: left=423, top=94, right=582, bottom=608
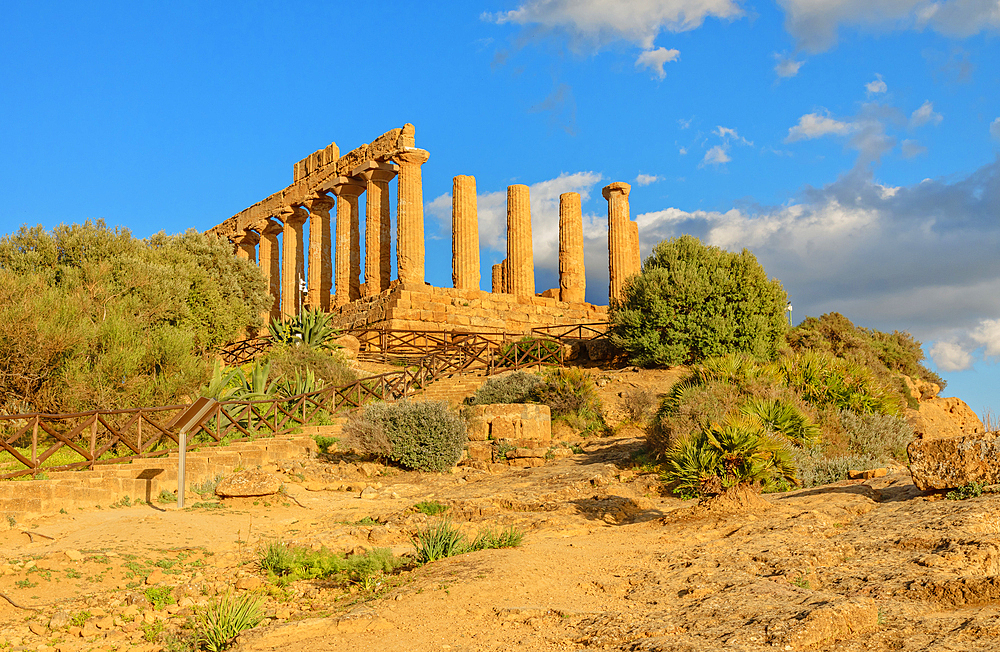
left=231, top=149, right=430, bottom=323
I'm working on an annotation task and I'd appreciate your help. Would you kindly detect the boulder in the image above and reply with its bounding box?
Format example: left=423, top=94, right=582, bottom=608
left=584, top=337, right=617, bottom=361
left=783, top=597, right=879, bottom=650
left=464, top=404, right=551, bottom=442
left=906, top=396, right=984, bottom=440
left=215, top=469, right=282, bottom=497
left=908, top=432, right=1000, bottom=490
left=332, top=334, right=361, bottom=359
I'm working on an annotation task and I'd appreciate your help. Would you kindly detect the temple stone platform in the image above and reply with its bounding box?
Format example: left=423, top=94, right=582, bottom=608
left=325, top=282, right=607, bottom=334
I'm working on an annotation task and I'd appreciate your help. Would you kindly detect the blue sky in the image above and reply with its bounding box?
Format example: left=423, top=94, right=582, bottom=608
left=2, top=1, right=998, bottom=414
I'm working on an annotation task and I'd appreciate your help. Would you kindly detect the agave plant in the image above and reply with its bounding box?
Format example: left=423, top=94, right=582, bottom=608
left=663, top=412, right=798, bottom=497
left=268, top=308, right=339, bottom=349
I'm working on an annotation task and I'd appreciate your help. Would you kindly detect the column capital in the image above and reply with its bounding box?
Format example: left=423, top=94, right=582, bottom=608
left=259, top=218, right=284, bottom=236
left=279, top=205, right=309, bottom=226
left=352, top=160, right=399, bottom=184
left=304, top=193, right=335, bottom=212
left=325, top=176, right=367, bottom=198
left=233, top=229, right=260, bottom=247
left=394, top=147, right=430, bottom=167
left=602, top=182, right=631, bottom=200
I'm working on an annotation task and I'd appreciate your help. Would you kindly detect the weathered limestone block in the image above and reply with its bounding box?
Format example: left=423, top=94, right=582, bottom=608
left=506, top=185, right=534, bottom=298
left=279, top=206, right=308, bottom=319
left=907, top=396, right=984, bottom=440
left=395, top=148, right=430, bottom=285
left=304, top=195, right=335, bottom=311
left=603, top=181, right=635, bottom=303
left=559, top=192, right=586, bottom=303
left=783, top=597, right=879, bottom=650
left=466, top=442, right=494, bottom=462
left=908, top=432, right=1000, bottom=490
left=465, top=404, right=551, bottom=442
left=215, top=469, right=281, bottom=497
left=452, top=175, right=480, bottom=290
left=331, top=177, right=366, bottom=305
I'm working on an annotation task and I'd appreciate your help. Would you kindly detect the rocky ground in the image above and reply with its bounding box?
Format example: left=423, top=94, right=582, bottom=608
left=0, top=423, right=998, bottom=652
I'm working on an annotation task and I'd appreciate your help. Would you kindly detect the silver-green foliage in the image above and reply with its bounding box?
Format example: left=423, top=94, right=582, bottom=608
left=349, top=401, right=467, bottom=472
left=469, top=371, right=544, bottom=405
left=609, top=235, right=788, bottom=367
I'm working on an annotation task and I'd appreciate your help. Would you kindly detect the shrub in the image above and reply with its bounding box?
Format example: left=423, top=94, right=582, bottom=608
left=839, top=409, right=913, bottom=463
left=663, top=413, right=797, bottom=498
left=780, top=351, right=902, bottom=416
left=412, top=520, right=525, bottom=563
left=620, top=388, right=656, bottom=424
left=267, top=343, right=356, bottom=390
left=343, top=406, right=393, bottom=461
left=256, top=542, right=401, bottom=585
left=946, top=482, right=984, bottom=501
left=349, top=401, right=466, bottom=472
left=740, top=397, right=821, bottom=447
left=193, top=590, right=264, bottom=652
left=609, top=235, right=788, bottom=367
left=468, top=371, right=543, bottom=405
left=414, top=501, right=448, bottom=516
left=268, top=307, right=339, bottom=350
left=792, top=450, right=874, bottom=487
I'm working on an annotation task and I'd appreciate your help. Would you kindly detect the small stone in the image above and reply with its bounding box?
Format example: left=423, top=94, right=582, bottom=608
left=95, top=616, right=114, bottom=630
left=28, top=622, right=47, bottom=636
left=304, top=482, right=326, bottom=492
left=360, top=486, right=378, bottom=499
left=145, top=569, right=166, bottom=585
left=236, top=576, right=263, bottom=591
left=64, top=550, right=83, bottom=562
left=49, top=611, right=71, bottom=630
left=80, top=621, right=100, bottom=638
left=215, top=469, right=282, bottom=497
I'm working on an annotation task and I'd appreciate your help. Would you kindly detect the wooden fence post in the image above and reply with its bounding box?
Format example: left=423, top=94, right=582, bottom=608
left=31, top=416, right=38, bottom=474
left=89, top=416, right=98, bottom=469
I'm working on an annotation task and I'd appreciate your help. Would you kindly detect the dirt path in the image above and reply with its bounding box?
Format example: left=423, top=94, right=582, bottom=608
left=1, top=433, right=999, bottom=651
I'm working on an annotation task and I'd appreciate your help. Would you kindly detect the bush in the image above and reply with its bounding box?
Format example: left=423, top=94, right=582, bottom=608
left=344, top=406, right=393, bottom=460
left=193, top=590, right=264, bottom=652
left=347, top=401, right=466, bottom=472
left=620, top=388, right=656, bottom=423
left=662, top=413, right=797, bottom=497
left=412, top=519, right=524, bottom=563
left=0, top=222, right=269, bottom=413
left=839, top=409, right=913, bottom=463
left=468, top=371, right=543, bottom=405
left=609, top=235, right=788, bottom=367
left=266, top=343, right=356, bottom=389
left=268, top=307, right=339, bottom=349
left=255, top=542, right=401, bottom=585
left=788, top=312, right=945, bottom=389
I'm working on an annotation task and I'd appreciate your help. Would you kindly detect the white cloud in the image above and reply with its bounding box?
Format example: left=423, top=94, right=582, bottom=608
left=489, top=0, right=745, bottom=50
left=990, top=117, right=1000, bottom=140
left=678, top=146, right=688, bottom=155
left=930, top=340, right=974, bottom=372
left=901, top=139, right=927, bottom=158
left=865, top=73, right=887, bottom=94
left=678, top=117, right=693, bottom=129
left=774, top=54, right=804, bottom=78
left=635, top=46, right=680, bottom=79
left=714, top=125, right=752, bottom=146
left=701, top=145, right=731, bottom=166
left=776, top=0, right=1000, bottom=53
left=636, top=173, right=661, bottom=185
left=786, top=112, right=854, bottom=141
left=910, top=100, right=943, bottom=127
left=972, top=319, right=1000, bottom=358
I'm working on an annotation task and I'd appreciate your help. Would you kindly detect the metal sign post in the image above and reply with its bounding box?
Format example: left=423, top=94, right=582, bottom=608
left=167, top=397, right=219, bottom=509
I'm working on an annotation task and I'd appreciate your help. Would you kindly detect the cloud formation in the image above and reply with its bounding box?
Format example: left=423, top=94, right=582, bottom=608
left=636, top=173, right=661, bottom=185
left=631, top=158, right=1000, bottom=367
left=489, top=0, right=745, bottom=50
left=991, top=117, right=1000, bottom=140
left=776, top=0, right=1000, bottom=53
left=786, top=112, right=854, bottom=141
left=774, top=54, right=804, bottom=78
left=635, top=46, right=681, bottom=79
left=701, top=145, right=731, bottom=166
left=910, top=100, right=943, bottom=127
left=865, top=74, right=887, bottom=94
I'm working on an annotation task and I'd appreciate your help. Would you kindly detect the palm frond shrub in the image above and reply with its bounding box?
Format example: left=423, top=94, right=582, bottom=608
left=740, top=397, right=821, bottom=447
left=663, top=413, right=798, bottom=498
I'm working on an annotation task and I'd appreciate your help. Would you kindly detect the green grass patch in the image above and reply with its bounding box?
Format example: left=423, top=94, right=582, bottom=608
left=413, top=501, right=448, bottom=516
left=255, top=542, right=402, bottom=587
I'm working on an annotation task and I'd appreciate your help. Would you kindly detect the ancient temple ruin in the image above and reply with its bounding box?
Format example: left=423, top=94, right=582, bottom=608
left=205, top=124, right=642, bottom=333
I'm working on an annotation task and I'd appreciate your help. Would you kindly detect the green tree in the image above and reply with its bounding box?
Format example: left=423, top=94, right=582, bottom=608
left=609, top=235, right=788, bottom=367
left=0, top=221, right=269, bottom=413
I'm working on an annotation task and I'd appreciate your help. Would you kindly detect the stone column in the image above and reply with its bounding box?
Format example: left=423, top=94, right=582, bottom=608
left=280, top=206, right=308, bottom=320
left=304, top=194, right=335, bottom=311
left=630, top=220, right=642, bottom=275
left=353, top=161, right=399, bottom=296
left=558, top=192, right=586, bottom=304
left=258, top=219, right=283, bottom=324
left=330, top=177, right=367, bottom=305
left=492, top=263, right=503, bottom=293
left=506, top=184, right=534, bottom=298
left=395, top=148, right=430, bottom=286
left=604, top=182, right=632, bottom=303
left=452, top=175, right=480, bottom=290
left=233, top=230, right=259, bottom=265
